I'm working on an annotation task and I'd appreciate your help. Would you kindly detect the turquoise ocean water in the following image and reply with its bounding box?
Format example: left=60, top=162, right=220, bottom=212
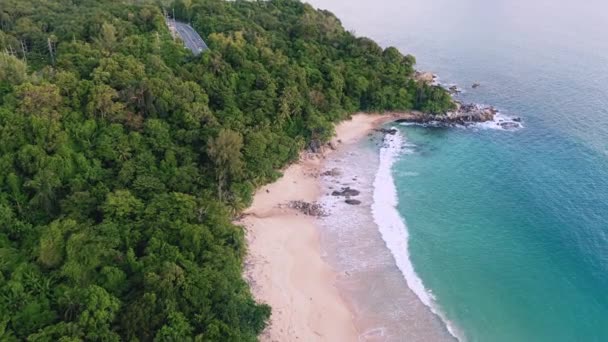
left=309, top=0, right=608, bottom=340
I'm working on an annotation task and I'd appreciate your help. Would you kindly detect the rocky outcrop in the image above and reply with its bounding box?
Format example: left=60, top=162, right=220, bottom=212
left=395, top=102, right=498, bottom=125
left=414, top=71, right=437, bottom=84
left=452, top=102, right=497, bottom=121
left=345, top=199, right=361, bottom=205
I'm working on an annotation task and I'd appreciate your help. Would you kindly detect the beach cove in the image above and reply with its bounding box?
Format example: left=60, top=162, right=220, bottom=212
left=238, top=114, right=389, bottom=341
left=238, top=114, right=454, bottom=341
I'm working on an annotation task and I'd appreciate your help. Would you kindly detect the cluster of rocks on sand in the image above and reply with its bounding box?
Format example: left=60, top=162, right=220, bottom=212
left=286, top=200, right=328, bottom=217
left=330, top=185, right=362, bottom=205
left=322, top=168, right=342, bottom=177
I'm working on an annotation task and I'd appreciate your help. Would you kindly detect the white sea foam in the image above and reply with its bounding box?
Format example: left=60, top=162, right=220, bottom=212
left=371, top=129, right=464, bottom=341
left=474, top=111, right=524, bottom=131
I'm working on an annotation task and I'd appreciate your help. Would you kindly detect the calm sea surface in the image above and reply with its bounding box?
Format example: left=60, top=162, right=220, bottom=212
left=309, top=0, right=608, bottom=340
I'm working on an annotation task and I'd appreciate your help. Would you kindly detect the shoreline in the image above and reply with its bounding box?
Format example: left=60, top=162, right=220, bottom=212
left=238, top=113, right=403, bottom=341
left=316, top=123, right=457, bottom=341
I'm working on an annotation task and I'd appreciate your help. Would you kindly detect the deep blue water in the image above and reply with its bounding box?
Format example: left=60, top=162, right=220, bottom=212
left=309, top=0, right=608, bottom=340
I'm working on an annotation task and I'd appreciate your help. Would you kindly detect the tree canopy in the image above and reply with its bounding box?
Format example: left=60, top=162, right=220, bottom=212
left=0, top=0, right=454, bottom=340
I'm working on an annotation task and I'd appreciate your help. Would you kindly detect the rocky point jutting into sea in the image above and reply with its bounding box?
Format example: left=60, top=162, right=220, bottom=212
left=408, top=71, right=523, bottom=129
left=395, top=103, right=521, bottom=129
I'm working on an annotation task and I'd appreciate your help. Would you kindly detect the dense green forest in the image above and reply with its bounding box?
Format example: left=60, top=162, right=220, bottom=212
left=0, top=0, right=454, bottom=340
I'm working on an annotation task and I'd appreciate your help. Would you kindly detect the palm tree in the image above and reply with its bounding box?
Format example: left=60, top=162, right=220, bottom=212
left=26, top=169, right=61, bottom=214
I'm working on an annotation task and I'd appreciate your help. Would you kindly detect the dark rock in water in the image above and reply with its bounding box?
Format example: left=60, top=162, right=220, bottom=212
left=331, top=187, right=360, bottom=197
left=448, top=85, right=461, bottom=94
left=472, top=83, right=481, bottom=88
left=345, top=199, right=361, bottom=205
left=375, top=128, right=397, bottom=135
left=513, top=117, right=522, bottom=122
left=499, top=122, right=520, bottom=129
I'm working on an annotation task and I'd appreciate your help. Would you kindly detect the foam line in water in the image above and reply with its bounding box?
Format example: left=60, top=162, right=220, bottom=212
left=371, top=129, right=463, bottom=341
left=475, top=112, right=524, bottom=130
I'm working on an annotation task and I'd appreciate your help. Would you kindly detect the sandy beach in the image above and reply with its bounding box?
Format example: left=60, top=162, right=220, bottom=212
left=239, top=113, right=400, bottom=341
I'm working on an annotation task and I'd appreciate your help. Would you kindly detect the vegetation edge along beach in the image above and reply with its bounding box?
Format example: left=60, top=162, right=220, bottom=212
left=1, top=0, right=458, bottom=340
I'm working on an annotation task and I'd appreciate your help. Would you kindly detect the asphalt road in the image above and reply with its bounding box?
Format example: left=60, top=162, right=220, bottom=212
left=173, top=21, right=208, bottom=55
